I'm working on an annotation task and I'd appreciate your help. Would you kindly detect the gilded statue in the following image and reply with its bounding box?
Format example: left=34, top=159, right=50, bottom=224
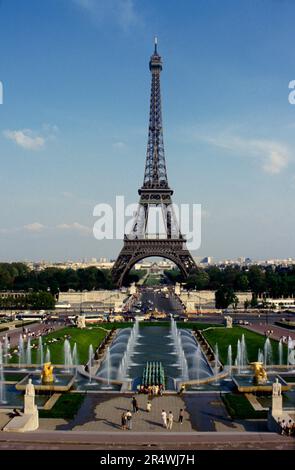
left=251, top=361, right=268, bottom=384
left=41, top=362, right=54, bottom=383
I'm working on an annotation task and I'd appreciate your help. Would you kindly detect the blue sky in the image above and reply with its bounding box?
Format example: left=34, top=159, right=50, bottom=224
left=0, top=0, right=295, bottom=262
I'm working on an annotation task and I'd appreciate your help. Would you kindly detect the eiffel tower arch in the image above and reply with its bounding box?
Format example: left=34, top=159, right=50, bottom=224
left=112, top=39, right=197, bottom=287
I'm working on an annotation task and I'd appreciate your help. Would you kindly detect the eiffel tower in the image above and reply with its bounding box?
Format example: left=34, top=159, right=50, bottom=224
left=112, top=39, right=197, bottom=286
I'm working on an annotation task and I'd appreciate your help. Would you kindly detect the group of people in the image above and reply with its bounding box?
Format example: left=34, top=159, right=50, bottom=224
left=139, top=384, right=164, bottom=396
left=265, top=329, right=274, bottom=337
left=279, top=335, right=293, bottom=345
left=161, top=409, right=184, bottom=430
left=121, top=396, right=139, bottom=430
left=278, top=418, right=295, bottom=436
left=120, top=396, right=185, bottom=431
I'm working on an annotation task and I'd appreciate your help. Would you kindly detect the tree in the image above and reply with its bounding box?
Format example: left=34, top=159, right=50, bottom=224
left=248, top=266, right=266, bottom=295
left=244, top=299, right=250, bottom=310
left=250, top=294, right=258, bottom=308
left=235, top=273, right=249, bottom=291
left=185, top=271, right=209, bottom=290
left=215, top=286, right=238, bottom=309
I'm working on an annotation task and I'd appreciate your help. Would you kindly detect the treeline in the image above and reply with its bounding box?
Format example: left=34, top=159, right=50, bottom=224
left=0, top=292, right=55, bottom=310
left=0, top=263, right=114, bottom=293
left=165, top=265, right=295, bottom=298
left=0, top=263, right=146, bottom=293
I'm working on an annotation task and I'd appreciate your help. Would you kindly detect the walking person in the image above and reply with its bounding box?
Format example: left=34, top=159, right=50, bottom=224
left=286, top=419, right=293, bottom=436
left=167, top=411, right=174, bottom=430
left=161, top=409, right=167, bottom=428
left=280, top=420, right=286, bottom=435
left=126, top=410, right=132, bottom=430
left=146, top=400, right=152, bottom=412
left=121, top=411, right=127, bottom=430
left=131, top=396, right=138, bottom=413
left=178, top=408, right=184, bottom=425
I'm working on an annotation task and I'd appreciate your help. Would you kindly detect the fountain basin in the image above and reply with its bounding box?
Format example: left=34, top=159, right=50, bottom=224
left=15, top=373, right=75, bottom=392
left=0, top=384, right=50, bottom=408
left=232, top=374, right=290, bottom=393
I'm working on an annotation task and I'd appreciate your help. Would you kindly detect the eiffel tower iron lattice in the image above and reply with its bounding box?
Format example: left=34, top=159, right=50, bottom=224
left=112, top=39, right=197, bottom=286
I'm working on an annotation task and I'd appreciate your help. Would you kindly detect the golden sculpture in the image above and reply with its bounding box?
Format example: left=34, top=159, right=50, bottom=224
left=251, top=361, right=268, bottom=384
left=41, top=362, right=54, bottom=383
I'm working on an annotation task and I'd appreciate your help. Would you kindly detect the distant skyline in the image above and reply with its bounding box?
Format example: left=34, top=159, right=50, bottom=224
left=0, top=0, right=295, bottom=262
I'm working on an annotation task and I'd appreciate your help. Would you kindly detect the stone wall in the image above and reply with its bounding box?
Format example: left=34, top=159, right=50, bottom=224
left=178, top=290, right=252, bottom=312
left=58, top=290, right=128, bottom=311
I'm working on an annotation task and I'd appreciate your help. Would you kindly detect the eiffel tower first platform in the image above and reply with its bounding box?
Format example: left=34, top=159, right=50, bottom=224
left=112, top=39, right=197, bottom=286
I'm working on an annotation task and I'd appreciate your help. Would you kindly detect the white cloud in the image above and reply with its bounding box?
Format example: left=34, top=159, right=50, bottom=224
left=3, top=125, right=58, bottom=151
left=24, top=222, right=46, bottom=232
left=3, top=129, right=45, bottom=150
left=72, top=0, right=139, bottom=31
left=112, top=141, right=126, bottom=149
left=192, top=130, right=291, bottom=175
left=0, top=221, right=92, bottom=236
left=57, top=222, right=92, bottom=235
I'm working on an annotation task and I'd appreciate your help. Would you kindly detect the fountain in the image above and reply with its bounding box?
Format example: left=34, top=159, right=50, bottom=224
left=64, top=339, right=73, bottom=372
left=287, top=339, right=293, bottom=366
left=240, top=334, right=248, bottom=367
left=214, top=344, right=220, bottom=383
left=264, top=338, right=273, bottom=366
left=117, top=320, right=139, bottom=380
left=278, top=340, right=283, bottom=366
left=235, top=335, right=248, bottom=373
left=45, top=347, right=51, bottom=364
left=233, top=359, right=290, bottom=393
left=98, top=347, right=114, bottom=390
left=0, top=342, right=7, bottom=404
left=88, top=344, right=94, bottom=383
left=226, top=344, right=232, bottom=377
left=235, top=339, right=241, bottom=373
left=186, top=344, right=213, bottom=388
left=37, top=336, right=44, bottom=367
left=193, top=346, right=201, bottom=382
left=3, top=335, right=9, bottom=365
left=257, top=348, right=264, bottom=364
left=72, top=343, right=79, bottom=366
left=105, top=347, right=111, bottom=386
left=170, top=318, right=189, bottom=381
left=26, top=337, right=32, bottom=365
left=18, top=335, right=25, bottom=367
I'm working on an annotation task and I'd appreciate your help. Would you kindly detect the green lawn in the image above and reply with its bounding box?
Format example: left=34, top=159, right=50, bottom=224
left=10, top=326, right=109, bottom=365
left=202, top=326, right=287, bottom=365
left=84, top=321, right=221, bottom=330
left=39, top=393, right=85, bottom=419
left=143, top=276, right=162, bottom=286
left=222, top=393, right=267, bottom=420
left=8, top=321, right=219, bottom=366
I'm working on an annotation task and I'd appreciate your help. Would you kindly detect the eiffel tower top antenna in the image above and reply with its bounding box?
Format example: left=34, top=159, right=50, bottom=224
left=154, top=36, right=158, bottom=54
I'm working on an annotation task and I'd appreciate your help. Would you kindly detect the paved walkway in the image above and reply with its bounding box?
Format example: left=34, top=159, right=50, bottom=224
left=47, top=394, right=193, bottom=433
left=0, top=322, right=64, bottom=348
left=184, top=393, right=242, bottom=432
left=35, top=392, right=269, bottom=434
left=243, top=324, right=295, bottom=342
